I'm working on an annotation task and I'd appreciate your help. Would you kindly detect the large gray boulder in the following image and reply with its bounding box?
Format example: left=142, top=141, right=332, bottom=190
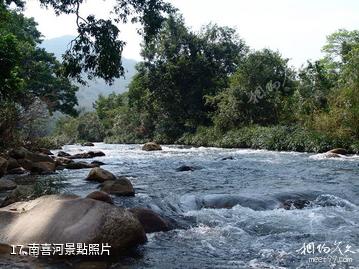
left=86, top=167, right=116, bottom=182
left=101, top=177, right=135, bottom=197
left=0, top=179, right=17, bottom=192
left=0, top=195, right=147, bottom=252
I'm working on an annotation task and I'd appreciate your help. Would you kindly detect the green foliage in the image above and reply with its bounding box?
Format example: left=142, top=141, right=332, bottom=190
left=179, top=125, right=358, bottom=153
left=53, top=112, right=105, bottom=144
left=126, top=15, right=247, bottom=141
left=212, top=49, right=296, bottom=130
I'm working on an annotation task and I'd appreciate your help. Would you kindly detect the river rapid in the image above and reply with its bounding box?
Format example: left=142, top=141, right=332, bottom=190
left=4, top=143, right=359, bottom=268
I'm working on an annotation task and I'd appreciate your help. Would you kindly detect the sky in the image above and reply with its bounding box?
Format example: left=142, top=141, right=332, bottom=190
left=24, top=0, right=359, bottom=68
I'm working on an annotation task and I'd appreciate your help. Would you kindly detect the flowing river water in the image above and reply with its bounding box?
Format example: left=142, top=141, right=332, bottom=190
left=2, top=143, right=359, bottom=268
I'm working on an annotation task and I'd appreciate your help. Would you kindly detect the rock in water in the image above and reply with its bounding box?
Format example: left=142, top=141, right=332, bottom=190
left=0, top=195, right=146, bottom=252
left=129, top=208, right=170, bottom=233
left=86, top=167, right=116, bottom=182
left=82, top=142, right=95, bottom=147
left=326, top=148, right=348, bottom=155
left=101, top=177, right=135, bottom=196
left=142, top=142, right=162, bottom=151
left=0, top=179, right=17, bottom=191
left=30, top=162, right=56, bottom=174
left=0, top=157, right=7, bottom=178
left=176, top=165, right=195, bottom=172
left=57, top=151, right=71, bottom=157
left=86, top=191, right=113, bottom=204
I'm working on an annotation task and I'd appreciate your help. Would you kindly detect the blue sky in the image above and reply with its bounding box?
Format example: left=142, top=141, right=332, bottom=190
left=24, top=0, right=359, bottom=68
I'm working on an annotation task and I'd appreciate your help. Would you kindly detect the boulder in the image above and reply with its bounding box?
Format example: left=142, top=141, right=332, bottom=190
left=0, top=179, right=17, bottom=191
left=82, top=142, right=95, bottom=147
left=221, top=156, right=234, bottom=161
left=86, top=167, right=116, bottom=182
left=176, top=165, right=195, bottom=172
left=142, top=142, right=162, bottom=151
left=0, top=157, right=7, bottom=178
left=30, top=162, right=56, bottom=174
left=57, top=151, right=71, bottom=157
left=9, top=148, right=54, bottom=164
left=7, top=148, right=28, bottom=159
left=6, top=158, right=20, bottom=170
left=0, top=185, right=35, bottom=207
left=91, top=160, right=105, bottom=166
left=69, top=151, right=105, bottom=159
left=0, top=195, right=147, bottom=252
left=129, top=208, right=170, bottom=233
left=86, top=191, right=113, bottom=204
left=54, top=157, right=74, bottom=166
left=17, top=158, right=34, bottom=170
left=91, top=151, right=106, bottom=157
left=326, top=148, right=348, bottom=155
left=101, top=177, right=135, bottom=196
left=65, top=162, right=95, bottom=170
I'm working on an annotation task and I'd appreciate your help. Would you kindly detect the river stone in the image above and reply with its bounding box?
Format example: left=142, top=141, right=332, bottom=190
left=86, top=167, right=116, bottom=182
left=57, top=151, right=71, bottom=157
left=86, top=191, right=113, bottom=204
left=30, top=162, right=56, bottom=174
left=0, top=179, right=17, bottom=191
left=326, top=148, right=348, bottom=155
left=142, top=142, right=162, bottom=151
left=0, top=195, right=147, bottom=252
left=0, top=157, right=7, bottom=178
left=25, top=151, right=54, bottom=163
left=6, top=158, right=20, bottom=170
left=176, top=165, right=195, bottom=172
left=65, top=161, right=95, bottom=170
left=0, top=185, right=35, bottom=207
left=101, top=177, right=135, bottom=196
left=82, top=142, right=95, bottom=147
left=129, top=208, right=170, bottom=233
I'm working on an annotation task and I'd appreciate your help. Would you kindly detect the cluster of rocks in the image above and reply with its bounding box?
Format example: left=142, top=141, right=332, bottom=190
left=0, top=142, right=172, bottom=257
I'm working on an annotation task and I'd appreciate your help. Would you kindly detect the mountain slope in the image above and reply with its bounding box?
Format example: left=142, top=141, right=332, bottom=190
left=41, top=35, right=137, bottom=109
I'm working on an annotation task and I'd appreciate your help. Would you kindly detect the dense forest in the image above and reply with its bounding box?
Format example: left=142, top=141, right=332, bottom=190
left=1, top=1, right=358, bottom=153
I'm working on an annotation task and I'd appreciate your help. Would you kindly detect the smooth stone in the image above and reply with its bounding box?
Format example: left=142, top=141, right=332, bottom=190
left=326, top=148, right=348, bottom=155
left=57, top=151, right=71, bottom=157
left=0, top=179, right=17, bottom=191
left=129, top=208, right=170, bottom=233
left=142, top=142, right=162, bottom=151
left=0, top=195, right=147, bottom=252
left=176, top=165, right=195, bottom=172
left=86, top=191, right=113, bottom=204
left=86, top=167, right=116, bottom=183
left=101, top=177, right=135, bottom=197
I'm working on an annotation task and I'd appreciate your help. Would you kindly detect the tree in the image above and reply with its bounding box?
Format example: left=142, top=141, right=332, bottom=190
left=213, top=49, right=296, bottom=130
left=127, top=15, right=247, bottom=141
left=2, top=0, right=174, bottom=84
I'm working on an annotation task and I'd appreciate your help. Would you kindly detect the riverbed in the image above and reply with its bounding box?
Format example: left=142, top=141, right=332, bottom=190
left=3, top=143, right=359, bottom=268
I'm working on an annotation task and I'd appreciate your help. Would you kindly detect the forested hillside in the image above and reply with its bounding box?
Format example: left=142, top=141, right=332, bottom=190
left=41, top=35, right=137, bottom=109
left=54, top=15, right=359, bottom=153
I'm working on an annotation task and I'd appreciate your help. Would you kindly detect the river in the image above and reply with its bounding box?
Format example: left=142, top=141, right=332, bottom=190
left=3, top=143, right=359, bottom=268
